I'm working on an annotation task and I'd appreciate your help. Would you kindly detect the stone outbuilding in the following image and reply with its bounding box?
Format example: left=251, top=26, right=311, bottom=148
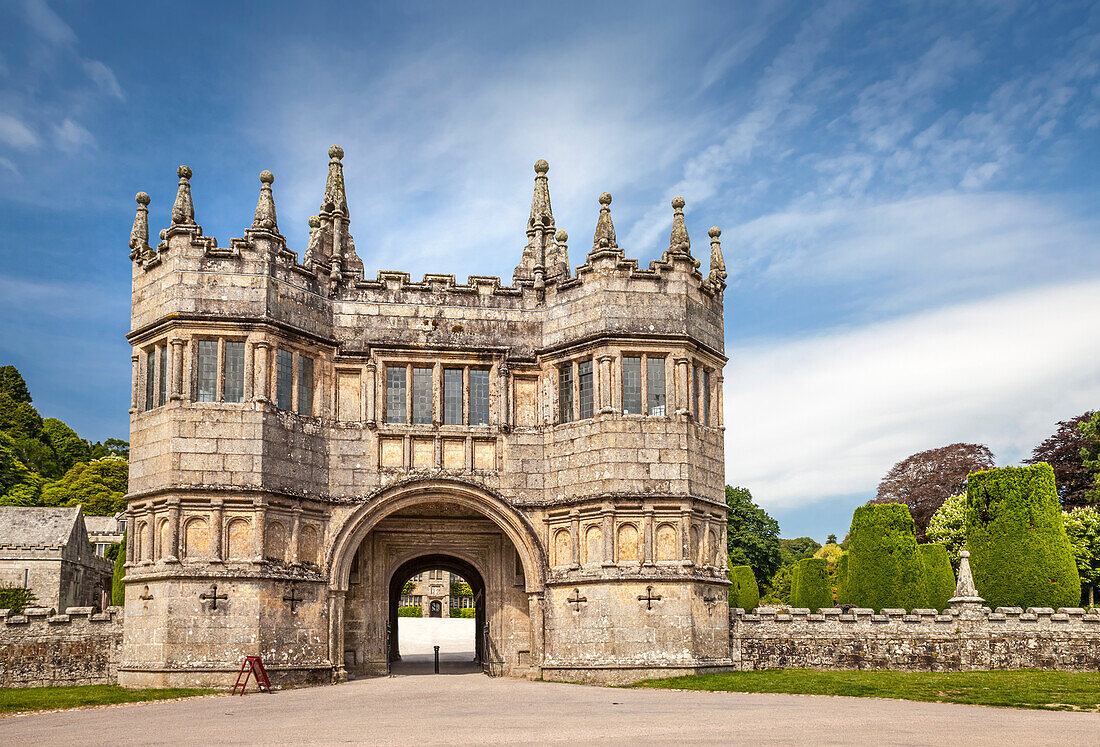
left=0, top=506, right=114, bottom=612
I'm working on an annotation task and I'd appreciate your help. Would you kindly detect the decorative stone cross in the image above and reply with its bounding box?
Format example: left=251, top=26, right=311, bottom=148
left=567, top=588, right=587, bottom=611
left=283, top=584, right=303, bottom=613
left=702, top=591, right=722, bottom=612
left=199, top=583, right=228, bottom=611
left=139, top=586, right=154, bottom=601
left=638, top=586, right=662, bottom=610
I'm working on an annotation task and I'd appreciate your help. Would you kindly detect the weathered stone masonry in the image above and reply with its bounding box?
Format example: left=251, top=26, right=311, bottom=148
left=0, top=607, right=122, bottom=688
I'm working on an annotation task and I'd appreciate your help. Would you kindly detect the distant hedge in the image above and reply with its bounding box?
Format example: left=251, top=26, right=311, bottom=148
left=836, top=551, right=850, bottom=605
left=846, top=503, right=929, bottom=612
left=111, top=538, right=125, bottom=606
left=791, top=557, right=832, bottom=611
left=919, top=543, right=955, bottom=610
left=728, top=565, right=760, bottom=611
left=790, top=561, right=802, bottom=605
left=449, top=608, right=475, bottom=618
left=966, top=464, right=1080, bottom=609
left=397, top=606, right=422, bottom=617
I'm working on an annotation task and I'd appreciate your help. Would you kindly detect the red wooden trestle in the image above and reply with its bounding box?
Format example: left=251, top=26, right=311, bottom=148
left=232, top=656, right=272, bottom=695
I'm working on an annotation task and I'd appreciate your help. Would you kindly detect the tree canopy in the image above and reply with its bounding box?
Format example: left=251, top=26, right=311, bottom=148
left=726, top=485, right=782, bottom=586
left=0, top=365, right=31, bottom=403
left=1024, top=411, right=1098, bottom=508
left=873, top=443, right=995, bottom=541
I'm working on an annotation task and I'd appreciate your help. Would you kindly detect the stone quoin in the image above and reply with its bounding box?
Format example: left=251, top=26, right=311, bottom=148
left=121, top=149, right=731, bottom=687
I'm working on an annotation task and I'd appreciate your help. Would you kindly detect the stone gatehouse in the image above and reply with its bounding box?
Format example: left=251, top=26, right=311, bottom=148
left=121, top=148, right=730, bottom=688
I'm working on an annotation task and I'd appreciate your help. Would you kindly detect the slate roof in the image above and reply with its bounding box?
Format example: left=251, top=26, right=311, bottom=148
left=0, top=506, right=81, bottom=548
left=84, top=515, right=121, bottom=535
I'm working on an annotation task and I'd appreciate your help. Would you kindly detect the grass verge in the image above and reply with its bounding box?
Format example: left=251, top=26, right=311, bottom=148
left=0, top=685, right=217, bottom=715
left=631, top=670, right=1100, bottom=711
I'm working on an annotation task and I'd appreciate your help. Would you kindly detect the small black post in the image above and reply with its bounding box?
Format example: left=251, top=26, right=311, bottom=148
left=433, top=645, right=440, bottom=674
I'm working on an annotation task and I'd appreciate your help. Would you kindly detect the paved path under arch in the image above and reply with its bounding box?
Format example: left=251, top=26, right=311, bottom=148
left=1, top=673, right=1097, bottom=745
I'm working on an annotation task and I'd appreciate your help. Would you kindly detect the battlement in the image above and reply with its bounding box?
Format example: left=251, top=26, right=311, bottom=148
left=0, top=605, right=123, bottom=688
left=734, top=605, right=1100, bottom=631
left=0, top=605, right=122, bottom=626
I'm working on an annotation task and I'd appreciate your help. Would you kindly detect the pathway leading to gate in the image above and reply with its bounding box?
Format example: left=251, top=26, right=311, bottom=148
left=1, top=673, right=1097, bottom=745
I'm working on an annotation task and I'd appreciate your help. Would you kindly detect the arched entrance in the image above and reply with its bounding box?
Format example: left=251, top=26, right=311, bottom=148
left=327, top=479, right=546, bottom=680
left=387, top=553, right=485, bottom=664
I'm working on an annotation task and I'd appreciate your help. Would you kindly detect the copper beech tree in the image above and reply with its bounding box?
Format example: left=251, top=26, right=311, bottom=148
left=1024, top=411, right=1098, bottom=508
left=873, top=443, right=994, bottom=541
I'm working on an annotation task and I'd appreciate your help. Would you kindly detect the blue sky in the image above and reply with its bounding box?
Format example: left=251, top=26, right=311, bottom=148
left=1, top=1, right=1099, bottom=540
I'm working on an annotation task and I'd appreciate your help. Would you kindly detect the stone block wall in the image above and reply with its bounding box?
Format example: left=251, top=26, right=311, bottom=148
left=731, top=606, right=1100, bottom=672
left=0, top=606, right=123, bottom=688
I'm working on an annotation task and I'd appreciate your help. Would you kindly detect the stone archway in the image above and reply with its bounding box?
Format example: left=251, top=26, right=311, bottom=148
left=327, top=479, right=547, bottom=680
left=387, top=553, right=486, bottom=664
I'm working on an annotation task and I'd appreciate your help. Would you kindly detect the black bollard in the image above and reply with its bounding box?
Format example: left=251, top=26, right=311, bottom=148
left=434, top=645, right=440, bottom=674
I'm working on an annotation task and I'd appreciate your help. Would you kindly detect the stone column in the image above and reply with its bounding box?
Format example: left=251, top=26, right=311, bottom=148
left=598, top=354, right=614, bottom=415
left=125, top=510, right=136, bottom=565
left=290, top=507, right=302, bottom=565
left=433, top=362, right=443, bottom=427
left=209, top=497, right=224, bottom=564
left=253, top=497, right=267, bottom=562
left=528, top=591, right=545, bottom=671
left=252, top=342, right=272, bottom=403
left=144, top=506, right=155, bottom=563
left=675, top=357, right=690, bottom=416
left=680, top=504, right=694, bottom=567
left=569, top=510, right=580, bottom=569
left=243, top=340, right=254, bottom=401
left=364, top=360, right=377, bottom=425
left=152, top=344, right=163, bottom=407
left=215, top=337, right=226, bottom=403
left=498, top=362, right=511, bottom=428
left=129, top=353, right=140, bottom=413
left=716, top=374, right=724, bottom=428
left=601, top=504, right=615, bottom=567
left=165, top=498, right=181, bottom=563
left=643, top=506, right=655, bottom=567
left=328, top=589, right=347, bottom=680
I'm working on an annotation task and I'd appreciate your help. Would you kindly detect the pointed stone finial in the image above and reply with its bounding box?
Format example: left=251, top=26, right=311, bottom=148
left=551, top=229, right=570, bottom=280
left=515, top=158, right=558, bottom=284
left=668, top=196, right=691, bottom=256
left=321, top=145, right=348, bottom=217
left=708, top=226, right=727, bottom=286
left=528, top=159, right=553, bottom=228
left=170, top=165, right=195, bottom=227
left=949, top=549, right=985, bottom=610
left=250, top=170, right=279, bottom=234
left=303, top=216, right=321, bottom=267
left=129, top=192, right=151, bottom=259
left=592, top=192, right=617, bottom=249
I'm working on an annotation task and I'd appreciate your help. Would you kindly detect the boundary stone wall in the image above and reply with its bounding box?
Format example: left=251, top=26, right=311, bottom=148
left=731, top=606, right=1100, bottom=672
left=0, top=606, right=123, bottom=688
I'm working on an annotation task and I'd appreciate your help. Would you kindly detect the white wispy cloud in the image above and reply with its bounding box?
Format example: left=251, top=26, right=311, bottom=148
left=82, top=59, right=124, bottom=100
left=52, top=118, right=95, bottom=153
left=725, top=276, right=1100, bottom=510
left=20, top=0, right=76, bottom=46
left=0, top=113, right=39, bottom=149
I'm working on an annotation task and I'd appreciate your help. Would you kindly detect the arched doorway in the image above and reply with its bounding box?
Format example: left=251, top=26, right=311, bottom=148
left=327, top=479, right=547, bottom=680
left=387, top=553, right=485, bottom=665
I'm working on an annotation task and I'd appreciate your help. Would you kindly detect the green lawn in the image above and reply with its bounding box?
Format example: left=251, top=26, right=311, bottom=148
left=632, top=670, right=1100, bottom=711
left=0, top=685, right=217, bottom=715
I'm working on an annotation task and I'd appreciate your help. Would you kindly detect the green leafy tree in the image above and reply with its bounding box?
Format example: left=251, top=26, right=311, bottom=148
left=42, top=418, right=90, bottom=474
left=926, top=493, right=966, bottom=563
left=112, top=538, right=126, bottom=606
left=0, top=436, right=31, bottom=494
left=89, top=438, right=129, bottom=459
left=402, top=580, right=414, bottom=595
left=0, top=365, right=31, bottom=403
left=814, top=542, right=843, bottom=598
left=0, top=585, right=37, bottom=613
left=966, top=464, right=1080, bottom=609
left=920, top=543, right=956, bottom=610
left=779, top=537, right=821, bottom=565
left=1082, top=413, right=1100, bottom=504
left=762, top=564, right=794, bottom=605
left=791, top=557, right=833, bottom=611
left=727, top=564, right=760, bottom=611
left=40, top=457, right=128, bottom=515
left=1063, top=506, right=1100, bottom=607
left=846, top=503, right=929, bottom=612
left=826, top=533, right=838, bottom=544
left=1024, top=411, right=1098, bottom=507
left=725, top=486, right=782, bottom=587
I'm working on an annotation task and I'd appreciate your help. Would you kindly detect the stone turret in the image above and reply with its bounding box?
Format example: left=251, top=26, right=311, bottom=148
left=514, top=159, right=566, bottom=286
left=312, top=146, right=363, bottom=293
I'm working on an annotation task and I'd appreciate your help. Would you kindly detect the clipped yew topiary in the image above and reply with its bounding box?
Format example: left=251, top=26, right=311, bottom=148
left=111, top=537, right=126, bottom=606
left=836, top=551, right=850, bottom=604
left=791, top=557, right=833, bottom=611
left=966, top=464, right=1080, bottom=609
left=846, top=503, right=929, bottom=612
left=790, top=561, right=802, bottom=605
left=919, top=543, right=955, bottom=610
left=727, top=565, right=760, bottom=611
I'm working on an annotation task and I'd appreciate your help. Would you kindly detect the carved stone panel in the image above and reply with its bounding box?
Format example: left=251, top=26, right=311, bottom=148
left=616, top=523, right=640, bottom=563
left=380, top=437, right=403, bottom=468
left=183, top=517, right=210, bottom=560
left=226, top=517, right=250, bottom=560
left=473, top=440, right=495, bottom=471
left=656, top=522, right=677, bottom=561
left=337, top=370, right=361, bottom=422
left=442, top=438, right=465, bottom=470
left=514, top=378, right=538, bottom=427
left=411, top=438, right=434, bottom=470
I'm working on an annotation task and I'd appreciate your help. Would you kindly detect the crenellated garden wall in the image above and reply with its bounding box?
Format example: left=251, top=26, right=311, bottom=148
left=0, top=606, right=123, bottom=688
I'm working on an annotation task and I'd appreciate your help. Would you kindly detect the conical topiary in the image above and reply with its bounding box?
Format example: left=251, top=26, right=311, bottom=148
left=836, top=551, right=850, bottom=604
left=919, top=543, right=955, bottom=610
left=966, top=464, right=1081, bottom=609
left=791, top=557, right=833, bottom=611
left=846, top=503, right=929, bottom=612
left=727, top=564, right=760, bottom=611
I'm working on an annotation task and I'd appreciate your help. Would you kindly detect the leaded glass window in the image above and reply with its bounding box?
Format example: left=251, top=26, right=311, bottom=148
left=578, top=360, right=593, bottom=419
left=196, top=340, right=218, bottom=402
left=145, top=349, right=155, bottom=410
left=386, top=365, right=406, bottom=423
left=469, top=369, right=490, bottom=425
left=158, top=345, right=167, bottom=407
left=647, top=357, right=666, bottom=416
left=622, top=357, right=642, bottom=415
left=412, top=367, right=433, bottom=424
left=223, top=341, right=245, bottom=403
left=298, top=356, right=314, bottom=416
left=443, top=368, right=463, bottom=425
left=276, top=349, right=293, bottom=411
left=558, top=364, right=573, bottom=423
